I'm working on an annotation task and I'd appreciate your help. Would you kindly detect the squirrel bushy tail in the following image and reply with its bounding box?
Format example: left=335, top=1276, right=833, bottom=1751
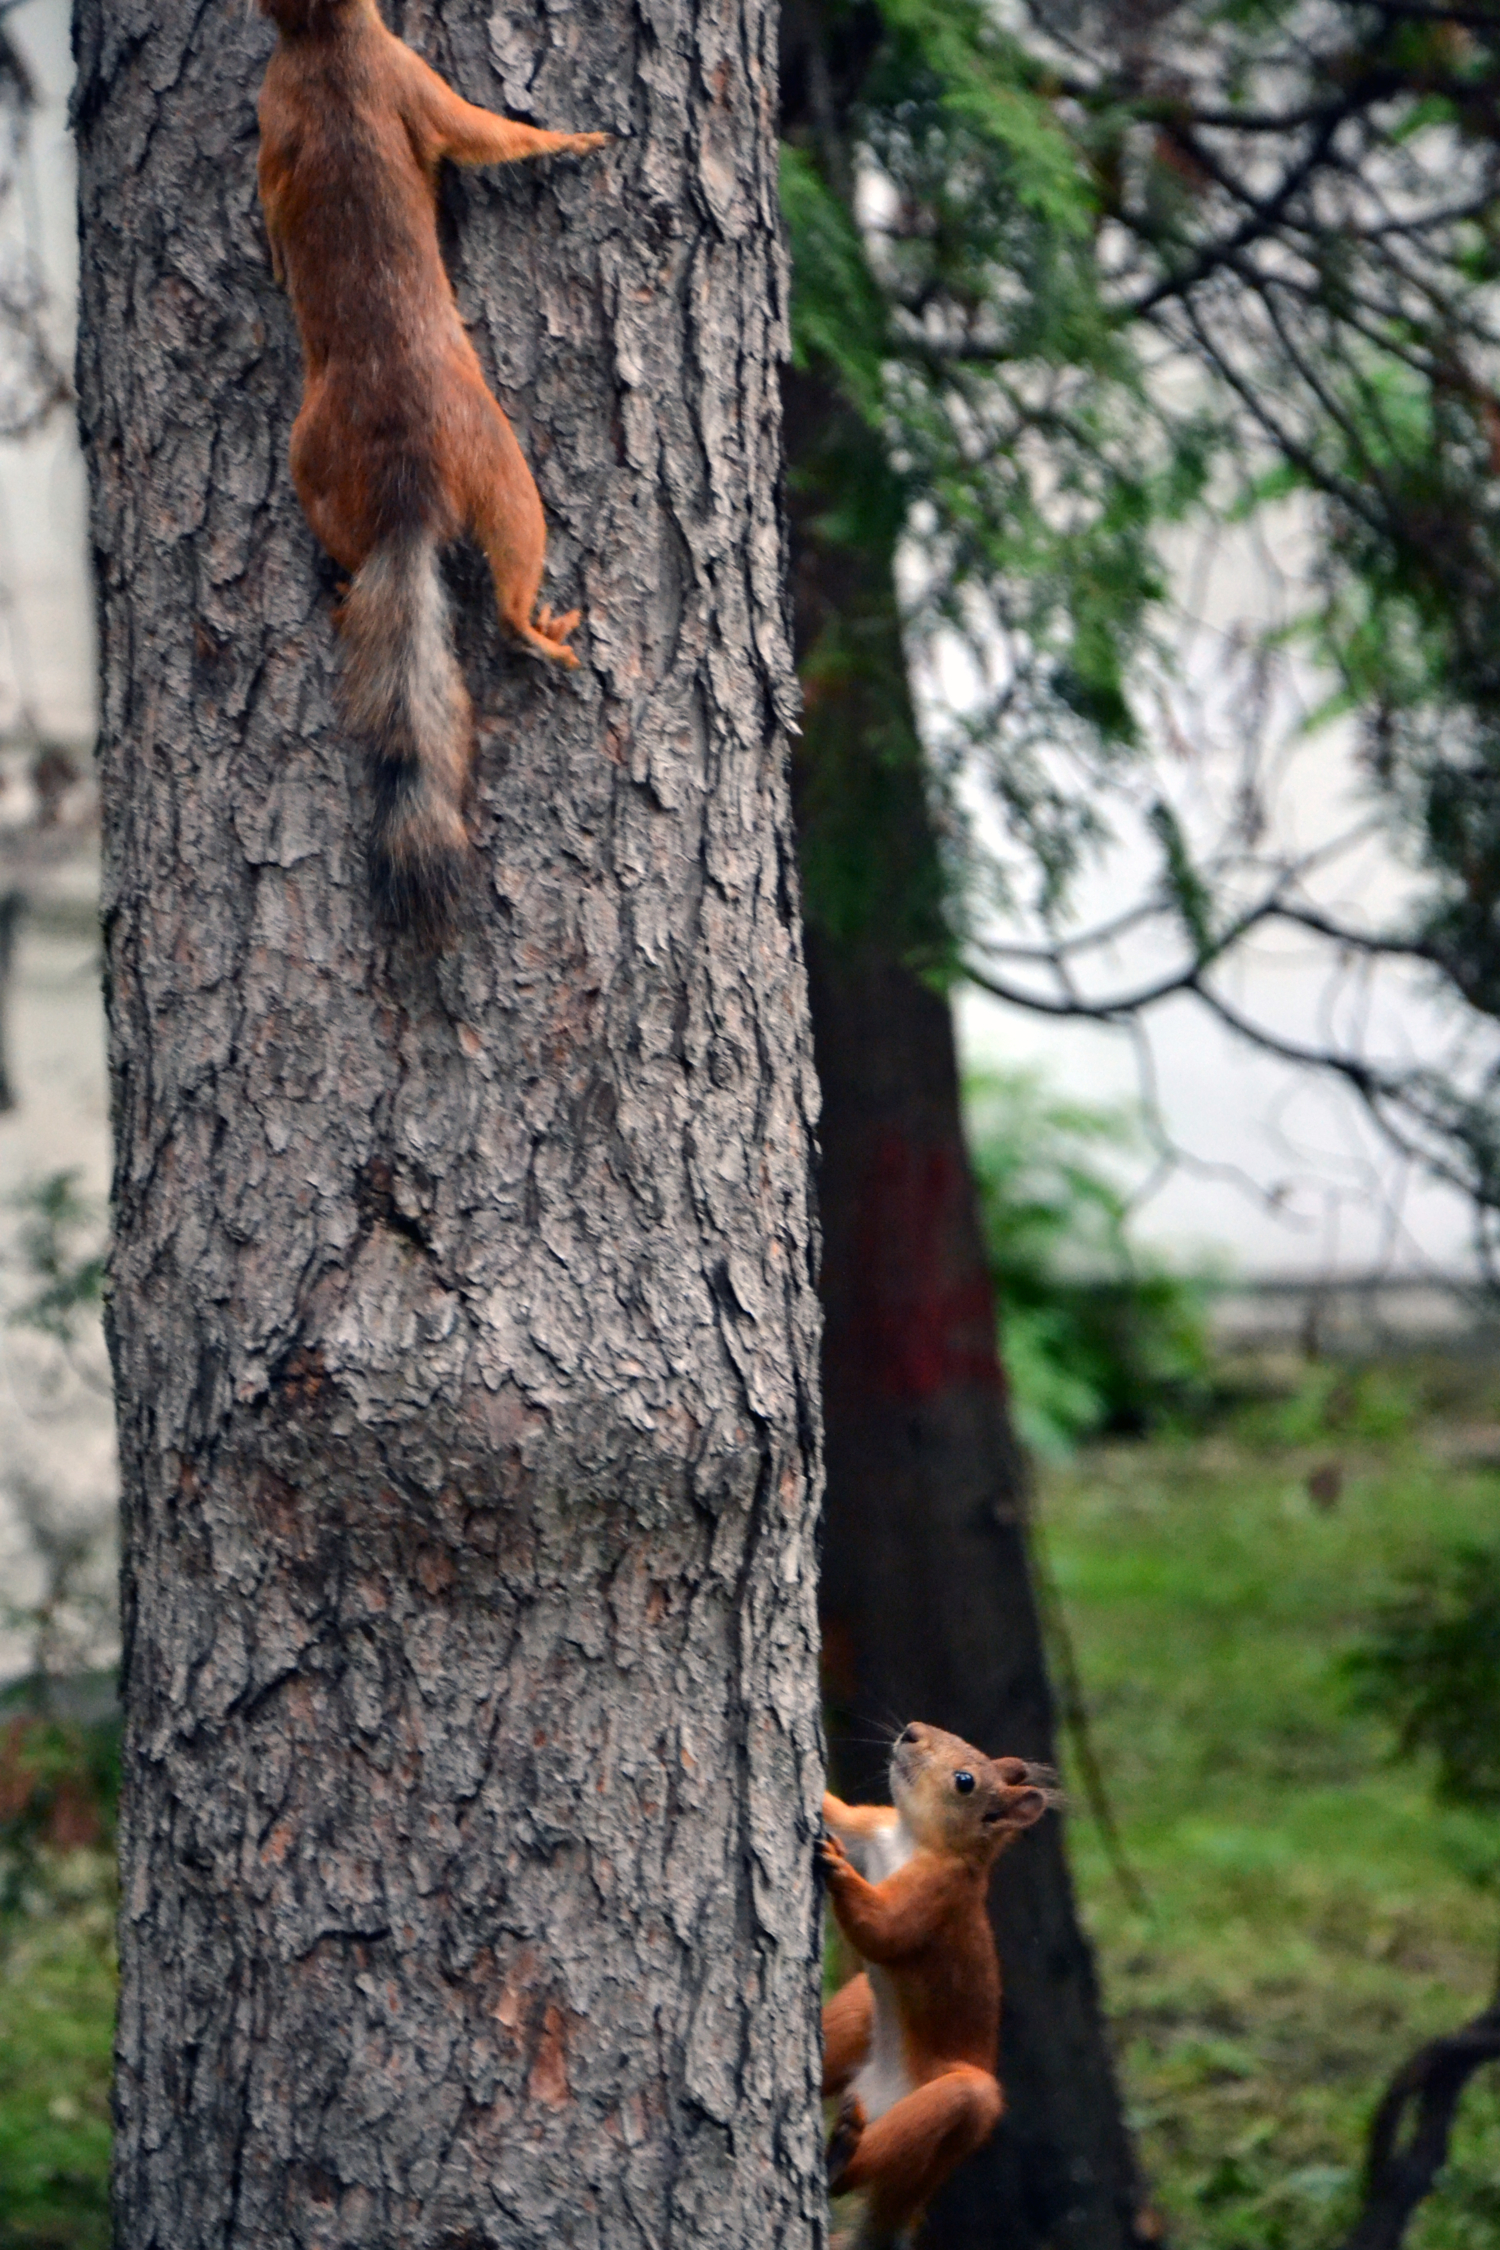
left=339, top=529, right=472, bottom=948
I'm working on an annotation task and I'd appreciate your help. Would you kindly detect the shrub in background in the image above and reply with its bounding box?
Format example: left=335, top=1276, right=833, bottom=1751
left=1347, top=1538, right=1500, bottom=1816
left=964, top=1070, right=1213, bottom=1455
left=0, top=1698, right=120, bottom=1918
left=0, top=1170, right=119, bottom=1916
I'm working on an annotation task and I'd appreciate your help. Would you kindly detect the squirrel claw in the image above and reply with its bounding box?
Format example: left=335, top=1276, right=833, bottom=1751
left=536, top=604, right=581, bottom=642
left=517, top=607, right=582, bottom=668
left=826, top=2093, right=866, bottom=2195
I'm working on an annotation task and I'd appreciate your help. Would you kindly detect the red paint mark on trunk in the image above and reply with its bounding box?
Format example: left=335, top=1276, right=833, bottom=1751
left=845, top=1132, right=1001, bottom=1401
left=820, top=1615, right=859, bottom=1703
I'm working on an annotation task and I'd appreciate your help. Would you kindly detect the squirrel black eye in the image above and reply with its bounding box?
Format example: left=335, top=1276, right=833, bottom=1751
left=954, top=1770, right=975, bottom=1794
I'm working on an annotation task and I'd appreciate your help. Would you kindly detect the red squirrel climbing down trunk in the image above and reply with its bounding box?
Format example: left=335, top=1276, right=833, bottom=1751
left=821, top=1723, right=1055, bottom=2249
left=256, top=0, right=607, bottom=945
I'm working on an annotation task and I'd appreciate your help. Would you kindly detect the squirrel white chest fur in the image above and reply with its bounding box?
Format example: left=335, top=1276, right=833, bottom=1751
left=843, top=1812, right=917, bottom=2123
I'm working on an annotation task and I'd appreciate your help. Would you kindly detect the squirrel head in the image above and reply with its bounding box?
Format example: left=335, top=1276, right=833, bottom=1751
left=888, top=1722, right=1055, bottom=1864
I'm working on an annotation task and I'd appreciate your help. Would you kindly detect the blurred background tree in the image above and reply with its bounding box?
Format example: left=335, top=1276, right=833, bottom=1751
left=781, top=2, right=1500, bottom=2242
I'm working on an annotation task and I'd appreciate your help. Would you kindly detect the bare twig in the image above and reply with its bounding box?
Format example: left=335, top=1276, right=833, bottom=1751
left=1029, top=1523, right=1150, bottom=1914
left=0, top=886, right=18, bottom=1111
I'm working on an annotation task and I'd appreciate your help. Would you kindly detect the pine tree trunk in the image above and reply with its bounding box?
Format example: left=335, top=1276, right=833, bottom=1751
left=75, top=4, right=825, bottom=2243
left=784, top=358, right=1144, bottom=2250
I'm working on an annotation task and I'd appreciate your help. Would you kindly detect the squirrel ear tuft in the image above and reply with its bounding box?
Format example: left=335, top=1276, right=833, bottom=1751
left=1006, top=1786, right=1049, bottom=1828
left=991, top=1756, right=1062, bottom=1805
left=983, top=1784, right=1050, bottom=1829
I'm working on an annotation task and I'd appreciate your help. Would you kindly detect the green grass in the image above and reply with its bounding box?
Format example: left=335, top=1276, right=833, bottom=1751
left=1043, top=1363, right=1500, bottom=2250
left=0, top=1854, right=114, bottom=2249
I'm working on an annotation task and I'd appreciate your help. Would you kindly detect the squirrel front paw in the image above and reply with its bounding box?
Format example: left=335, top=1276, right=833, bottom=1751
left=820, top=1831, right=852, bottom=1883
left=826, top=2092, right=866, bottom=2195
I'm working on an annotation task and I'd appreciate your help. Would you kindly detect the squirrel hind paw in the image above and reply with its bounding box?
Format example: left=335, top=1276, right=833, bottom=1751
left=827, top=2094, right=867, bottom=2196
left=536, top=603, right=581, bottom=640
left=517, top=608, right=582, bottom=668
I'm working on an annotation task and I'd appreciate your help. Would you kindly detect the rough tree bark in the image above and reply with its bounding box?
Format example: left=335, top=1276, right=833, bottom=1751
left=783, top=360, right=1146, bottom=2250
left=75, top=3, right=825, bottom=2244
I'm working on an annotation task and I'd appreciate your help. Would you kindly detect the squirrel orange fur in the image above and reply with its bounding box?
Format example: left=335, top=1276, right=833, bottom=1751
left=255, top=0, right=607, bottom=944
left=821, top=1722, right=1054, bottom=2248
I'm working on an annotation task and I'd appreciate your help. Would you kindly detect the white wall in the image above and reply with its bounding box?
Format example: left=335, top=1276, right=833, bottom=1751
left=0, top=0, right=93, bottom=744
left=0, top=0, right=111, bottom=1684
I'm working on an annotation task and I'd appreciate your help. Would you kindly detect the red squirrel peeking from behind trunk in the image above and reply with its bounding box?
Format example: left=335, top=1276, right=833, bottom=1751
left=821, top=1722, right=1056, bottom=2248
left=255, top=0, right=608, bottom=945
